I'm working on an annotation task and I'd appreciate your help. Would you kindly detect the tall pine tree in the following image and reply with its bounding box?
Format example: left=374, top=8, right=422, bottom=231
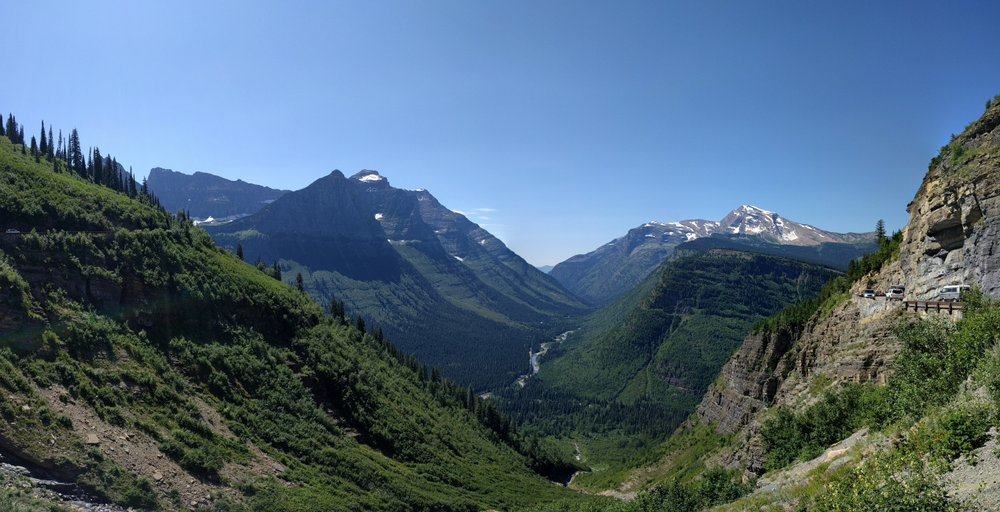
left=68, top=129, right=84, bottom=175
left=39, top=121, right=47, bottom=155
left=92, top=148, right=103, bottom=185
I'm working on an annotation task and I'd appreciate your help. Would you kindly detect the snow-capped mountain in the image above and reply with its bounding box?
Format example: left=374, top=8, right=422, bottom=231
left=717, top=205, right=869, bottom=245
left=549, top=205, right=875, bottom=305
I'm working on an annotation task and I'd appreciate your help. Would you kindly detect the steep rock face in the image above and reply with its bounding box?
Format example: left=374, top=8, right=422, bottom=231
left=897, top=105, right=1000, bottom=299
left=695, top=297, right=905, bottom=473
left=690, top=101, right=1000, bottom=476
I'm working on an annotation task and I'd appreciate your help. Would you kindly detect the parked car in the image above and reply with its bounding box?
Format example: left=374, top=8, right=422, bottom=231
left=886, top=286, right=905, bottom=300
left=4, top=228, right=19, bottom=234
left=939, top=284, right=971, bottom=302
left=861, top=289, right=876, bottom=299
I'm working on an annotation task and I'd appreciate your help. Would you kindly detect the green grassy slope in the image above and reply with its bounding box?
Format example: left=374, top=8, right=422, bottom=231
left=0, top=135, right=595, bottom=511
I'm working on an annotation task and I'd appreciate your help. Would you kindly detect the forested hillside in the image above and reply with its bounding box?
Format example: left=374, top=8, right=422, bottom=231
left=208, top=170, right=587, bottom=390
left=0, top=126, right=595, bottom=511
left=500, top=248, right=837, bottom=490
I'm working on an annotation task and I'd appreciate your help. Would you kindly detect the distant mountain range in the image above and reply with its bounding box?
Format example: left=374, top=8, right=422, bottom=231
left=206, top=169, right=587, bottom=389
left=146, top=167, right=288, bottom=220
left=549, top=205, right=875, bottom=305
left=536, top=265, right=554, bottom=274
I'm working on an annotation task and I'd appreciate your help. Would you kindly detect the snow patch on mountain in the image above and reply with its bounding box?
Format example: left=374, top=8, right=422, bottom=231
left=625, top=205, right=867, bottom=250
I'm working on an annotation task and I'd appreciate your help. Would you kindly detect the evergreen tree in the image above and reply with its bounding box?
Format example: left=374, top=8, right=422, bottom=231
left=355, top=315, right=366, bottom=333
left=296, top=272, right=304, bottom=292
left=39, top=121, right=47, bottom=155
left=272, top=262, right=282, bottom=281
left=875, top=219, right=887, bottom=244
left=92, top=148, right=103, bottom=185
left=30, top=136, right=38, bottom=158
left=17, top=125, right=24, bottom=145
left=68, top=129, right=84, bottom=175
left=236, top=243, right=244, bottom=261
left=0, top=114, right=5, bottom=137
left=128, top=168, right=137, bottom=196
left=4, top=115, right=14, bottom=140
left=47, top=126, right=54, bottom=159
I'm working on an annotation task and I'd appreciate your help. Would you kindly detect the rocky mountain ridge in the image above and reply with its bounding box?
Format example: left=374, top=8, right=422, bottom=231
left=550, top=205, right=875, bottom=305
left=208, top=168, right=587, bottom=389
left=146, top=167, right=289, bottom=220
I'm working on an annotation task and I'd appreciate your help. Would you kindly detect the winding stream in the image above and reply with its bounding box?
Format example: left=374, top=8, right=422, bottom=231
left=515, top=330, right=574, bottom=388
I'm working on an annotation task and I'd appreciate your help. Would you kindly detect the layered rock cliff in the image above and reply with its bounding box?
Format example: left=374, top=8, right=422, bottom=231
left=691, top=99, right=1000, bottom=476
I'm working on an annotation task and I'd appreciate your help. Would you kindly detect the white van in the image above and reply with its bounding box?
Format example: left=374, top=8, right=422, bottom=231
left=886, top=286, right=905, bottom=300
left=939, top=285, right=971, bottom=302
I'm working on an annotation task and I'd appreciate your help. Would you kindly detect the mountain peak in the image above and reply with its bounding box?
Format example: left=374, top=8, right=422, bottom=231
left=735, top=204, right=774, bottom=215
left=351, top=170, right=388, bottom=184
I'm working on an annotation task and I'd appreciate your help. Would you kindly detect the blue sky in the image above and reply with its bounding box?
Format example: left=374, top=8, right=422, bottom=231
left=4, top=1, right=1000, bottom=265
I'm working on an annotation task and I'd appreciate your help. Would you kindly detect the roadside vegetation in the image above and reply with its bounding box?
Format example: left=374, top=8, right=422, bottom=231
left=759, top=292, right=999, bottom=510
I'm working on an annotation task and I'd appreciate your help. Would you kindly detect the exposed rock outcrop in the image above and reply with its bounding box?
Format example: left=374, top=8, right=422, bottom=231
left=689, top=100, right=1000, bottom=476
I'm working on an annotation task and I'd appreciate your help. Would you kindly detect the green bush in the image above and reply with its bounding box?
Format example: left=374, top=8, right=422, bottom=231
left=761, top=384, right=887, bottom=470
left=628, top=467, right=751, bottom=512
left=882, top=294, right=1000, bottom=423
left=974, top=345, right=1000, bottom=408
left=809, top=451, right=962, bottom=512
left=912, top=402, right=993, bottom=463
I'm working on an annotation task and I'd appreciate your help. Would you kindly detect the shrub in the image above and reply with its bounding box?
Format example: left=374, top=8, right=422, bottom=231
left=809, top=451, right=962, bottom=512
left=761, top=384, right=886, bottom=470
left=910, top=402, right=993, bottom=464
left=629, top=467, right=751, bottom=512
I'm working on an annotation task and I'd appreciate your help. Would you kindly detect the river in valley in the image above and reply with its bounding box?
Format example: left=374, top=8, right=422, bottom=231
left=515, top=330, right=574, bottom=388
